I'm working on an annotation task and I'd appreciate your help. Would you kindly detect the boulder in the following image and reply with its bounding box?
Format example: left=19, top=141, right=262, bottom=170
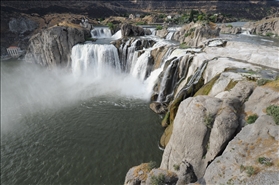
left=25, top=25, right=90, bottom=68
left=187, top=24, right=220, bottom=47
left=144, top=28, right=152, bottom=35
left=176, top=160, right=197, bottom=185
left=172, top=22, right=220, bottom=47
left=150, top=102, right=168, bottom=114
left=202, top=115, right=279, bottom=185
left=124, top=163, right=153, bottom=185
left=145, top=168, right=178, bottom=185
left=121, top=23, right=145, bottom=37
left=160, top=80, right=256, bottom=179
left=244, top=86, right=279, bottom=117
left=219, top=24, right=242, bottom=34
left=155, top=28, right=168, bottom=38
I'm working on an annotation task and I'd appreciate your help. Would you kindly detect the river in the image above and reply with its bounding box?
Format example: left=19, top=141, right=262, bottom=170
left=1, top=60, right=163, bottom=185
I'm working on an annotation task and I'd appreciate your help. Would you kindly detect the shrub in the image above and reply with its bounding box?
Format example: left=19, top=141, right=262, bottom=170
left=240, top=164, right=245, bottom=172
left=209, top=15, right=217, bottom=22
left=246, top=114, right=258, bottom=124
left=245, top=166, right=255, bottom=177
left=204, top=113, right=214, bottom=128
left=147, top=161, right=157, bottom=170
left=158, top=14, right=166, bottom=19
left=173, top=164, right=180, bottom=171
left=257, top=79, right=270, bottom=86
left=184, top=32, right=191, bottom=37
left=150, top=173, right=165, bottom=185
left=156, top=25, right=163, bottom=30
left=266, top=32, right=274, bottom=37
left=226, top=24, right=233, bottom=28
left=136, top=21, right=145, bottom=25
left=179, top=43, right=189, bottom=49
left=258, top=157, right=273, bottom=166
left=107, top=22, right=115, bottom=30
left=266, top=105, right=279, bottom=125
left=198, top=14, right=204, bottom=21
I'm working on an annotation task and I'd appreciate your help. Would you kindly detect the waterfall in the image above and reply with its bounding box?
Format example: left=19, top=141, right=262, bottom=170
left=157, top=57, right=180, bottom=102
left=71, top=43, right=121, bottom=77
left=131, top=50, right=152, bottom=81
left=126, top=39, right=140, bottom=72
left=111, top=30, right=122, bottom=40
left=91, top=27, right=112, bottom=38
left=166, top=32, right=174, bottom=40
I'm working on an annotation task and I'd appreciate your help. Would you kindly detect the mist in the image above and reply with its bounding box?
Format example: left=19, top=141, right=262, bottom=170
left=1, top=59, right=151, bottom=132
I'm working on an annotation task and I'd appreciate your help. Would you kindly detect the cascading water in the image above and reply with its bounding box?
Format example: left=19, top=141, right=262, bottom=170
left=131, top=50, right=152, bottom=81
left=166, top=32, right=174, bottom=40
left=71, top=43, right=121, bottom=78
left=91, top=27, right=112, bottom=38
left=126, top=39, right=139, bottom=72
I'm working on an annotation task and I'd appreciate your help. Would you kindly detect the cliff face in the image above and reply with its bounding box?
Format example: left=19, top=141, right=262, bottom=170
left=122, top=22, right=279, bottom=184
left=25, top=24, right=90, bottom=68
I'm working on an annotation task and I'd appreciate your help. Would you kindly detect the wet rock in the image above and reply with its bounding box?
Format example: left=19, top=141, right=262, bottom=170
left=150, top=102, right=168, bottom=114
left=203, top=38, right=227, bottom=47
left=144, top=28, right=152, bottom=35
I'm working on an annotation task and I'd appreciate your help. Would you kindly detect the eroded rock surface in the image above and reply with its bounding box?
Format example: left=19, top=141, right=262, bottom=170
left=202, top=115, right=279, bottom=185
left=25, top=25, right=90, bottom=68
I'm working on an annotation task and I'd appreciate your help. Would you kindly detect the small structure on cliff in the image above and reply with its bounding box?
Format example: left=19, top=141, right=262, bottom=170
left=6, top=46, right=22, bottom=58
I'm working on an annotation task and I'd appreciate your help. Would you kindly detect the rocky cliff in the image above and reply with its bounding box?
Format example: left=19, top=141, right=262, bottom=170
left=25, top=23, right=90, bottom=68
left=123, top=23, right=279, bottom=184
left=243, top=13, right=279, bottom=37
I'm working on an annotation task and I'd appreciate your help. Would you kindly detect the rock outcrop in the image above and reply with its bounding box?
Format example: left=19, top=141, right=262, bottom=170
left=124, top=163, right=178, bottom=185
left=8, top=17, right=38, bottom=34
left=219, top=24, right=242, bottom=34
left=243, top=13, right=279, bottom=36
left=202, top=115, right=279, bottom=185
left=160, top=81, right=254, bottom=179
left=25, top=24, right=90, bottom=68
left=172, top=22, right=220, bottom=47
left=121, top=23, right=145, bottom=37
left=155, top=28, right=169, bottom=39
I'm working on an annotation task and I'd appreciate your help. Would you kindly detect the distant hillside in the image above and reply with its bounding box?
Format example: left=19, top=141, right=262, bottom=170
left=1, top=1, right=279, bottom=19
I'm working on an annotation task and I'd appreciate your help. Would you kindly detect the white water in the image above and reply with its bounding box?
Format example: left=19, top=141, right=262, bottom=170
left=111, top=30, right=122, bottom=40
left=166, top=32, right=174, bottom=40
left=71, top=44, right=121, bottom=77
left=131, top=50, right=151, bottom=81
left=71, top=43, right=155, bottom=100
left=71, top=31, right=178, bottom=100
left=91, top=27, right=112, bottom=38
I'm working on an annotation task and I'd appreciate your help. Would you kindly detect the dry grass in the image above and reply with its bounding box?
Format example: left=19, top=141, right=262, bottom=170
left=263, top=78, right=279, bottom=92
